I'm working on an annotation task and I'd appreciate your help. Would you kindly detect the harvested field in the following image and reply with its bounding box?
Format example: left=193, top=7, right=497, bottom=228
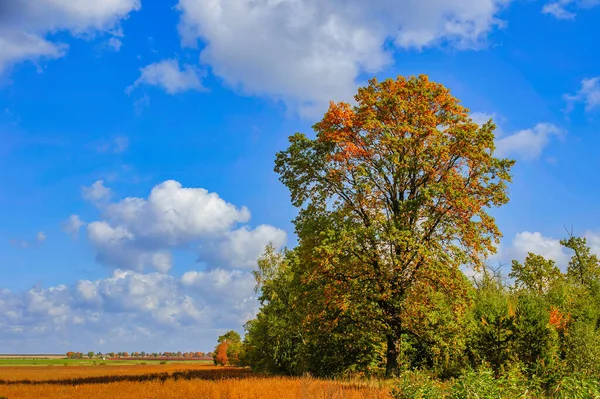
left=0, top=364, right=391, bottom=399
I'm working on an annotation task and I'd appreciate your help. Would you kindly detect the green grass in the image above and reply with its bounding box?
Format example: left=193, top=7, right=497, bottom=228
left=0, top=358, right=214, bottom=367
left=0, top=358, right=136, bottom=366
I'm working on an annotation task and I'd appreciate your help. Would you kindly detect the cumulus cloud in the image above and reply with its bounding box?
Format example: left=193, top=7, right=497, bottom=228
left=127, top=59, right=206, bottom=94
left=84, top=180, right=286, bottom=272
left=564, top=77, right=600, bottom=113
left=0, top=268, right=257, bottom=353
left=471, top=112, right=562, bottom=161
left=199, top=225, right=288, bottom=269
left=542, top=0, right=600, bottom=20
left=0, top=0, right=140, bottom=74
left=176, top=0, right=512, bottom=114
left=506, top=231, right=570, bottom=267
left=82, top=180, right=112, bottom=204
left=62, top=214, right=86, bottom=238
left=495, top=123, right=563, bottom=161
left=494, top=230, right=600, bottom=272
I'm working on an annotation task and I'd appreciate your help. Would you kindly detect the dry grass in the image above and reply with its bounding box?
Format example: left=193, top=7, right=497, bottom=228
left=0, top=364, right=391, bottom=399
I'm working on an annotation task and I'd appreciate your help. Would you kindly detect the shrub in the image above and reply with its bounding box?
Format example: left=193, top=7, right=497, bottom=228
left=550, top=375, right=600, bottom=399
left=448, top=368, right=503, bottom=399
left=391, top=370, right=444, bottom=399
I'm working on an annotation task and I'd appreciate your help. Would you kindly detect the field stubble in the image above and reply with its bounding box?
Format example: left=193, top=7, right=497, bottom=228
left=0, top=364, right=391, bottom=399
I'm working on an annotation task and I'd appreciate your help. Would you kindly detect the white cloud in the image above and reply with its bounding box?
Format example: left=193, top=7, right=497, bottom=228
left=0, top=0, right=140, bottom=74
left=199, top=225, right=287, bottom=269
left=0, top=268, right=257, bottom=353
left=63, top=214, right=86, bottom=237
left=564, top=77, right=600, bottom=113
left=151, top=252, right=173, bottom=274
left=84, top=180, right=285, bottom=273
left=542, top=0, right=600, bottom=20
left=82, top=180, right=112, bottom=203
left=8, top=180, right=286, bottom=351
left=495, top=230, right=600, bottom=272
left=495, top=123, right=563, bottom=161
left=176, top=0, right=512, bottom=114
left=508, top=231, right=570, bottom=268
left=36, top=232, right=47, bottom=242
left=104, top=180, right=250, bottom=243
left=127, top=59, right=206, bottom=94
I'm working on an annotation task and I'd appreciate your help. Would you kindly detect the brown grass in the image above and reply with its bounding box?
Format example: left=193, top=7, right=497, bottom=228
left=0, top=364, right=392, bottom=399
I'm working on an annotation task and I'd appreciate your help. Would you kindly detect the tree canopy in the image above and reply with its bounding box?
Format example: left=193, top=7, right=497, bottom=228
left=273, top=75, right=514, bottom=376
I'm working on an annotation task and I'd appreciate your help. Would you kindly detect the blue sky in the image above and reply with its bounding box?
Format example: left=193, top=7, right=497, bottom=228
left=0, top=0, right=599, bottom=353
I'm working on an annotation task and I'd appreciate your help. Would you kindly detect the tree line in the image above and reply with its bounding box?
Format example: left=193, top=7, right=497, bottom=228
left=65, top=351, right=209, bottom=359
left=213, top=76, right=600, bottom=396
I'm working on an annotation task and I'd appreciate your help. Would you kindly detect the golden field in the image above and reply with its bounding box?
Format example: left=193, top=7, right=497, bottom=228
left=0, top=364, right=392, bottom=399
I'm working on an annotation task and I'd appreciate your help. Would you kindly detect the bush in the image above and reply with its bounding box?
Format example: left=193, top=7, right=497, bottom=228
left=550, top=375, right=600, bottom=399
left=449, top=368, right=503, bottom=399
left=391, top=371, right=444, bottom=399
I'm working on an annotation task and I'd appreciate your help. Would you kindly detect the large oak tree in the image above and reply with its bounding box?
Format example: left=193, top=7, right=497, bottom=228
left=275, top=75, right=514, bottom=376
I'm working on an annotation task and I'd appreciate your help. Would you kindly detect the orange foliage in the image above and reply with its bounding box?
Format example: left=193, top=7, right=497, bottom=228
left=214, top=341, right=229, bottom=366
left=549, top=307, right=568, bottom=331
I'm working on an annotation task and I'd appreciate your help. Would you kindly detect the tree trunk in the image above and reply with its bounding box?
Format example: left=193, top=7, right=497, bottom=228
left=385, top=332, right=400, bottom=378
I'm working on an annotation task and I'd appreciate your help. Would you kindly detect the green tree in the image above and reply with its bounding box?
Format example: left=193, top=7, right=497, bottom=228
left=214, top=330, right=243, bottom=365
left=243, top=246, right=307, bottom=374
left=468, top=269, right=516, bottom=376
left=87, top=351, right=94, bottom=359
left=274, top=75, right=513, bottom=377
left=509, top=252, right=562, bottom=294
left=561, top=235, right=600, bottom=287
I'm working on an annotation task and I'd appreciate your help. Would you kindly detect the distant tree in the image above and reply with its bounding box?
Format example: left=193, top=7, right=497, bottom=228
left=218, top=331, right=241, bottom=344
left=510, top=252, right=562, bottom=294
left=214, top=330, right=242, bottom=365
left=140, top=351, right=146, bottom=357
left=561, top=235, right=600, bottom=287
left=87, top=351, right=94, bottom=359
left=214, top=341, right=229, bottom=366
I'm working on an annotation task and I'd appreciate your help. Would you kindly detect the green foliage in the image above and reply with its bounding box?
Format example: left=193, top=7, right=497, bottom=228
left=273, top=75, right=513, bottom=377
left=561, top=235, right=600, bottom=287
left=510, top=253, right=562, bottom=294
left=391, top=371, right=444, bottom=399
left=217, top=330, right=241, bottom=344
left=562, top=321, right=600, bottom=376
left=550, top=375, right=600, bottom=399
left=449, top=368, right=503, bottom=399
left=238, top=74, right=600, bottom=391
